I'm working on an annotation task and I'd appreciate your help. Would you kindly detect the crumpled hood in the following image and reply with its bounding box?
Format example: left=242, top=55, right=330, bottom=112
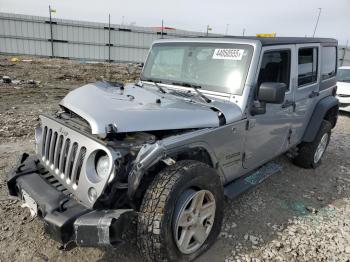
left=60, top=82, right=243, bottom=136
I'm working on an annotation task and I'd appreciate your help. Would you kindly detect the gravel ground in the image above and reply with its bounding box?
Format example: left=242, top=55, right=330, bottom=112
left=0, top=55, right=350, bottom=262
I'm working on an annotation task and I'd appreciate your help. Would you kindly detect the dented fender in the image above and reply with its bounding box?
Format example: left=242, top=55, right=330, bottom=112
left=127, top=142, right=166, bottom=198
left=126, top=127, right=227, bottom=198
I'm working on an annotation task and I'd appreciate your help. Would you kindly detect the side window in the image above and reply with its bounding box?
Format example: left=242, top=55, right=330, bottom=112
left=298, top=48, right=318, bottom=86
left=257, top=50, right=291, bottom=90
left=321, top=46, right=337, bottom=80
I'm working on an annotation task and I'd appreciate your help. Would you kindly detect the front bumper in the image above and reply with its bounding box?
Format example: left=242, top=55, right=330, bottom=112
left=7, top=153, right=133, bottom=248
left=339, top=103, right=350, bottom=112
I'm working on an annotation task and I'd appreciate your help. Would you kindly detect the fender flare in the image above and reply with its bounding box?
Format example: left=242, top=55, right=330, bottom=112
left=127, top=141, right=220, bottom=198
left=302, top=96, right=339, bottom=143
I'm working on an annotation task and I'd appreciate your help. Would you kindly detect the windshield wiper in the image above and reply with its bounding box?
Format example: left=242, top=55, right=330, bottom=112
left=172, top=81, right=211, bottom=103
left=140, top=77, right=166, bottom=94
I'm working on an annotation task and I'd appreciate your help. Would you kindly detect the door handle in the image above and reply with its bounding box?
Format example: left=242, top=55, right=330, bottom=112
left=281, top=100, right=296, bottom=109
left=309, top=91, right=319, bottom=98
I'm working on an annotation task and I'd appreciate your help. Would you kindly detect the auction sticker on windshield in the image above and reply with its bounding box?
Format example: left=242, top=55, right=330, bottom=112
left=212, top=49, right=244, bottom=60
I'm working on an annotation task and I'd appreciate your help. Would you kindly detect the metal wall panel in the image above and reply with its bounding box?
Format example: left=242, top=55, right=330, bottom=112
left=0, top=12, right=207, bottom=62
left=0, top=12, right=346, bottom=65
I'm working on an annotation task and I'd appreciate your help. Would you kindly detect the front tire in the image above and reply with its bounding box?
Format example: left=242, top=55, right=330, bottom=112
left=293, top=120, right=332, bottom=169
left=137, top=160, right=224, bottom=262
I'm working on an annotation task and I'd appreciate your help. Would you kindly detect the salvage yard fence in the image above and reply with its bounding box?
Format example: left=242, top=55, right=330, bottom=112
left=0, top=12, right=206, bottom=63
left=0, top=12, right=349, bottom=66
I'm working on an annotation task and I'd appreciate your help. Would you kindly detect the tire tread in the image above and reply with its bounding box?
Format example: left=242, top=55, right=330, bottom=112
left=137, top=160, right=202, bottom=262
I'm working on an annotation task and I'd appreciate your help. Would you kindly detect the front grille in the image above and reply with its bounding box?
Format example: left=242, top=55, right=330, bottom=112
left=38, top=115, right=117, bottom=208
left=338, top=94, right=350, bottom=98
left=41, top=126, right=86, bottom=189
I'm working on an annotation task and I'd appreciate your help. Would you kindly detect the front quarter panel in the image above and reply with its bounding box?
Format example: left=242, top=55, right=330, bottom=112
left=128, top=119, right=248, bottom=197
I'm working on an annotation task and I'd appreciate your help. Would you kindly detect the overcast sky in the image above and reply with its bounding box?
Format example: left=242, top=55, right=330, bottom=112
left=1, top=0, right=349, bottom=45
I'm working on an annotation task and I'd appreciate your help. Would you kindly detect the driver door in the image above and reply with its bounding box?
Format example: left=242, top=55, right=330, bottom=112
left=243, top=45, right=297, bottom=170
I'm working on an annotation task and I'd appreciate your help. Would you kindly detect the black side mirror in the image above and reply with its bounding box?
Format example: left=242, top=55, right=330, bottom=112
left=258, top=82, right=286, bottom=104
left=251, top=82, right=287, bottom=116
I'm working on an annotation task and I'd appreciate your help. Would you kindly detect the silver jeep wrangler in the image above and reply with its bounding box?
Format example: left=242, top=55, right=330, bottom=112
left=8, top=37, right=339, bottom=261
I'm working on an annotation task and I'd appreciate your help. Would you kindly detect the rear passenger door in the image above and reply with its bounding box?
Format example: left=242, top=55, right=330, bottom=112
left=292, top=44, right=320, bottom=144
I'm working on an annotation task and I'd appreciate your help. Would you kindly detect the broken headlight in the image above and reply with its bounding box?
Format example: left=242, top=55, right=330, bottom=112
left=95, top=152, right=110, bottom=179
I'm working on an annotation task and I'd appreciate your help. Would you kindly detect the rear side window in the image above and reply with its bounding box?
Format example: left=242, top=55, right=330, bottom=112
left=257, top=50, right=291, bottom=90
left=298, top=48, right=318, bottom=86
left=321, top=47, right=337, bottom=80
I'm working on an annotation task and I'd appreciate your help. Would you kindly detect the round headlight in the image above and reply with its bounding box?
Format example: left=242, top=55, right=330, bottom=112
left=96, top=154, right=110, bottom=179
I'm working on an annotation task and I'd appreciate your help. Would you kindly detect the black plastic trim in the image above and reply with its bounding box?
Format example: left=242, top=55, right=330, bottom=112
left=302, top=96, right=339, bottom=142
left=7, top=154, right=90, bottom=243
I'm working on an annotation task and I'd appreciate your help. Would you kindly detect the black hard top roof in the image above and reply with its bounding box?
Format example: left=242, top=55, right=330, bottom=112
left=195, top=36, right=338, bottom=46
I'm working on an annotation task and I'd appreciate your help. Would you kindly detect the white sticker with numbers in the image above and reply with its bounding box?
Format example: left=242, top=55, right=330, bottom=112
left=212, top=49, right=244, bottom=60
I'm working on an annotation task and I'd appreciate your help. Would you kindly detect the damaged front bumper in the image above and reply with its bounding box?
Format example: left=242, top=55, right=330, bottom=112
left=7, top=153, right=133, bottom=248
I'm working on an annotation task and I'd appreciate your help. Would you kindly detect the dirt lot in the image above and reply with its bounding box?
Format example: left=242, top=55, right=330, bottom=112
left=0, top=55, right=350, bottom=262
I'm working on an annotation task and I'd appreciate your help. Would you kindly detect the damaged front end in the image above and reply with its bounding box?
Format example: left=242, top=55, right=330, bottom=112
left=7, top=153, right=134, bottom=248
left=6, top=113, right=145, bottom=248
left=6, top=80, right=236, bottom=249
left=7, top=108, right=176, bottom=249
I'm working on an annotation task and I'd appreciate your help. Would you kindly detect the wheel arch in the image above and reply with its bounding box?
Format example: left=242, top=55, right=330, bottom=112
left=129, top=143, right=220, bottom=203
left=172, top=145, right=215, bottom=168
left=302, top=96, right=339, bottom=143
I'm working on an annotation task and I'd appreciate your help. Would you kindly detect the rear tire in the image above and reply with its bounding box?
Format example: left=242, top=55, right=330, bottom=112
left=137, top=160, right=224, bottom=262
left=293, top=120, right=332, bottom=169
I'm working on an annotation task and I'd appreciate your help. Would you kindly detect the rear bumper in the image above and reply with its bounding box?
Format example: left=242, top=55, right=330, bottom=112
left=7, top=153, right=133, bottom=248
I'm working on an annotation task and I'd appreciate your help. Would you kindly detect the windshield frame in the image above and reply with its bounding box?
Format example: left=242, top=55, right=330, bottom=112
left=141, top=41, right=254, bottom=96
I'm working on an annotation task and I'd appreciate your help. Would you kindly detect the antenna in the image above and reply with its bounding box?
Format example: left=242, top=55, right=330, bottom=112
left=312, top=8, right=322, bottom=37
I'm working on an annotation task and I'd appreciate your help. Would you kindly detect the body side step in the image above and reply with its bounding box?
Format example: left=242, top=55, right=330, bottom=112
left=224, top=162, right=282, bottom=199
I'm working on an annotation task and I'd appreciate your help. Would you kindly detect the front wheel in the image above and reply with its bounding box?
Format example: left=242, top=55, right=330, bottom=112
left=293, top=120, right=332, bottom=169
left=137, top=160, right=224, bottom=262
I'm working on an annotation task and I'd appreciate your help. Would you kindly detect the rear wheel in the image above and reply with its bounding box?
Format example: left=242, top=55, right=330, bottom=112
left=137, top=160, right=224, bottom=262
left=293, top=120, right=332, bottom=169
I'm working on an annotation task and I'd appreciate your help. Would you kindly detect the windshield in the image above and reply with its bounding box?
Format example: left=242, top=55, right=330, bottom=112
left=337, top=68, right=350, bottom=83
left=141, top=42, right=254, bottom=95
